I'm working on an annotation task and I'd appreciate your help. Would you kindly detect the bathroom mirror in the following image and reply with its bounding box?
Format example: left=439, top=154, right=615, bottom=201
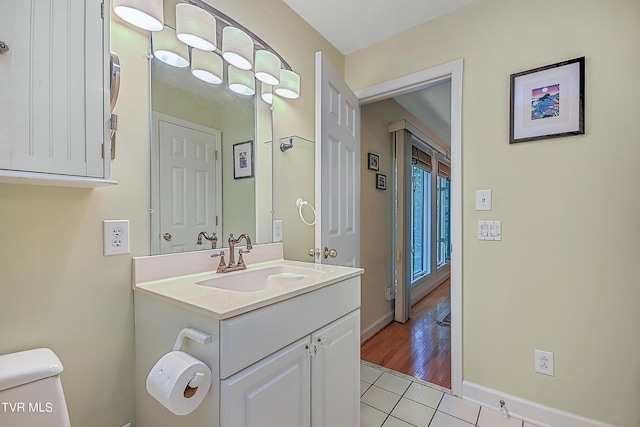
left=149, top=20, right=273, bottom=254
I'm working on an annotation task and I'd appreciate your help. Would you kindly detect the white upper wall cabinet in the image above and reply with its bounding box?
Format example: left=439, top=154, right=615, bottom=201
left=0, top=0, right=115, bottom=187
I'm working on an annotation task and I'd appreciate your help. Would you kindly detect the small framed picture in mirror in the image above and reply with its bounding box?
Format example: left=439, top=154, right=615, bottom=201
left=233, top=140, right=253, bottom=179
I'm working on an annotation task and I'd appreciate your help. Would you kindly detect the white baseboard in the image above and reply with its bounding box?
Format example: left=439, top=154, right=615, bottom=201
left=462, top=381, right=614, bottom=427
left=360, top=311, right=394, bottom=343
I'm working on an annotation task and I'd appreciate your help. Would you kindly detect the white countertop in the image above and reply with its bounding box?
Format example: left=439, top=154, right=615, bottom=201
left=134, top=258, right=363, bottom=320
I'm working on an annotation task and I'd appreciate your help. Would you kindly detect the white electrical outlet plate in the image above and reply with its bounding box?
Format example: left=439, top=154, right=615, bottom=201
left=103, top=220, right=130, bottom=256
left=273, top=219, right=283, bottom=242
left=535, top=349, right=554, bottom=376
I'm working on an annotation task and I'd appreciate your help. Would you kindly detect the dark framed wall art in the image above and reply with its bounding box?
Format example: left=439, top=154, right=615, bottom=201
left=510, top=57, right=585, bottom=144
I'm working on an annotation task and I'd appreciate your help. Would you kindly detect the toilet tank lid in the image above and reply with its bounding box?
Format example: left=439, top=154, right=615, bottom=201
left=0, top=348, right=64, bottom=392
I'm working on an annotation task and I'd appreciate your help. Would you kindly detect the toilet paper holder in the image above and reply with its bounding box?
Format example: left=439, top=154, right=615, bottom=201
left=172, top=328, right=212, bottom=394
left=172, top=328, right=211, bottom=352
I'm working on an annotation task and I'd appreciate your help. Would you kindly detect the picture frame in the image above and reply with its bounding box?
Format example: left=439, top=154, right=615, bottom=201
left=233, top=140, right=254, bottom=179
left=509, top=57, right=585, bottom=144
left=368, top=153, right=380, bottom=171
left=376, top=173, right=386, bottom=190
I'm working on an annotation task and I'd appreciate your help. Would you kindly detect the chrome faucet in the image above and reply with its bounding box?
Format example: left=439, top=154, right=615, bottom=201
left=196, top=231, right=217, bottom=249
left=212, top=233, right=253, bottom=273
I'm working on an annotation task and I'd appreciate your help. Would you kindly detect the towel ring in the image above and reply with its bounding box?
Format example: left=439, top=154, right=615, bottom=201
left=296, top=198, right=316, bottom=226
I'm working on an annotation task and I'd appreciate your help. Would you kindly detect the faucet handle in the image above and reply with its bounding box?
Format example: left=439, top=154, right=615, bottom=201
left=237, top=248, right=250, bottom=266
left=211, top=251, right=226, bottom=271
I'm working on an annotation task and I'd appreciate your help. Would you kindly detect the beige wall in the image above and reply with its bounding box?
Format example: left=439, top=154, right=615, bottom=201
left=0, top=1, right=341, bottom=426
left=349, top=0, right=640, bottom=425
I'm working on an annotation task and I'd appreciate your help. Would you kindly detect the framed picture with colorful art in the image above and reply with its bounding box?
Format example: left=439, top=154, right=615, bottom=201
left=233, top=140, right=253, bottom=179
left=509, top=57, right=585, bottom=144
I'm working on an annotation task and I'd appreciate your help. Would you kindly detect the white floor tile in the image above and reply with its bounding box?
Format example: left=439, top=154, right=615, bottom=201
left=382, top=415, right=414, bottom=427
left=361, top=380, right=373, bottom=397
left=361, top=385, right=402, bottom=414
left=361, top=363, right=385, bottom=384
left=403, top=381, right=444, bottom=409
left=390, top=397, right=435, bottom=427
left=477, top=406, right=523, bottom=427
left=361, top=402, right=388, bottom=427
left=374, top=372, right=412, bottom=396
left=436, top=394, right=480, bottom=424
left=429, top=411, right=474, bottom=427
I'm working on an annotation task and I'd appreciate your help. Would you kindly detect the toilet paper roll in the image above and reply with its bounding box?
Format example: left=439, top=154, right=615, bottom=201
left=146, top=351, right=212, bottom=415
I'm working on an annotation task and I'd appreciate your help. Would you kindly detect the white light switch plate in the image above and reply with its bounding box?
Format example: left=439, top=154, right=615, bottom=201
left=103, top=220, right=130, bottom=256
left=478, top=221, right=501, bottom=241
left=476, top=190, right=492, bottom=211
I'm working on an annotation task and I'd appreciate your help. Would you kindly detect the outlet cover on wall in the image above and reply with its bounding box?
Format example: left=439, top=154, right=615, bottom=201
left=273, top=219, right=283, bottom=242
left=103, top=220, right=130, bottom=256
left=535, top=349, right=554, bottom=376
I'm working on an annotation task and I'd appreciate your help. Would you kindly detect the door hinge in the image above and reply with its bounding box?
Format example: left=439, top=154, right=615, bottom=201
left=101, top=2, right=104, bottom=19
left=305, top=343, right=318, bottom=356
left=215, top=216, right=219, bottom=226
left=215, top=150, right=218, bottom=160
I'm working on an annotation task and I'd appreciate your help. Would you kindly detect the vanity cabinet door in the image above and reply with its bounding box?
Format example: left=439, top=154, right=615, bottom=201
left=311, top=309, right=361, bottom=427
left=221, top=337, right=311, bottom=427
left=0, top=0, right=109, bottom=182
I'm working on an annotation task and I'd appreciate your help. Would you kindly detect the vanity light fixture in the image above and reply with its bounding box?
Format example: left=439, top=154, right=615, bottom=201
left=152, top=26, right=189, bottom=68
left=275, top=69, right=301, bottom=99
left=254, top=50, right=281, bottom=86
left=113, top=0, right=164, bottom=32
left=222, top=26, right=254, bottom=70
left=260, top=83, right=273, bottom=105
left=191, top=50, right=223, bottom=85
left=175, top=3, right=217, bottom=51
left=228, top=66, right=255, bottom=96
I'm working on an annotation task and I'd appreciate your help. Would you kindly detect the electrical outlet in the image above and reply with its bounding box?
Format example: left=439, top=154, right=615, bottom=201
left=103, top=220, right=130, bottom=256
left=535, top=349, right=554, bottom=376
left=273, top=219, right=283, bottom=242
left=385, top=287, right=392, bottom=301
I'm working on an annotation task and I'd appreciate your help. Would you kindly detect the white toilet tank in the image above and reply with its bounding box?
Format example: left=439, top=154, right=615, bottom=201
left=0, top=348, right=71, bottom=427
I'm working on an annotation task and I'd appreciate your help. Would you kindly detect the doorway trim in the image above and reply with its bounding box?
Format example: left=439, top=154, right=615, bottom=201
left=354, top=59, right=463, bottom=397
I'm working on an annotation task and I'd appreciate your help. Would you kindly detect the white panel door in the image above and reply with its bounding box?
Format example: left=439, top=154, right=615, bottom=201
left=221, top=337, right=311, bottom=427
left=0, top=0, right=105, bottom=177
left=311, top=310, right=360, bottom=427
left=315, top=52, right=360, bottom=267
left=158, top=119, right=221, bottom=253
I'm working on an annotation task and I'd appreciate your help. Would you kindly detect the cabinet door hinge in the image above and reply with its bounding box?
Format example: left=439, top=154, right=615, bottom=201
left=305, top=343, right=318, bottom=356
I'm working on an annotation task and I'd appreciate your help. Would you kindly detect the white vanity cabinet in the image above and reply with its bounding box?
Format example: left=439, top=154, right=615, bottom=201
left=221, top=310, right=360, bottom=427
left=0, top=0, right=114, bottom=187
left=133, top=252, right=363, bottom=427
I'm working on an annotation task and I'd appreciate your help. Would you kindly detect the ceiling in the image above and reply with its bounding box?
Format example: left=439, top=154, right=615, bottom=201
left=282, top=0, right=474, bottom=146
left=282, top=0, right=478, bottom=55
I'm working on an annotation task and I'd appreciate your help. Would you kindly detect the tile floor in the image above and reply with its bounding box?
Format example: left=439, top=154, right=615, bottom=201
left=360, top=361, right=540, bottom=427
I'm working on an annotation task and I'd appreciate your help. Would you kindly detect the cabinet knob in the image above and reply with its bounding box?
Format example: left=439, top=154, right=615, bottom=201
left=0, top=41, right=9, bottom=54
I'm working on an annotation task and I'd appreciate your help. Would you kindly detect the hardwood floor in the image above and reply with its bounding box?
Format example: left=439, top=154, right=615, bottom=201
left=360, top=278, right=451, bottom=389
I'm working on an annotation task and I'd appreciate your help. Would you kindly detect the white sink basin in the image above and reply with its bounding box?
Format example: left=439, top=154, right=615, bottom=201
left=196, top=265, right=325, bottom=292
